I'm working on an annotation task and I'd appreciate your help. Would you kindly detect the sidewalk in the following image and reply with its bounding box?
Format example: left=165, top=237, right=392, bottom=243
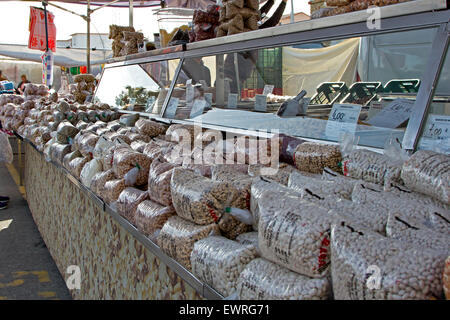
left=0, top=164, right=72, bottom=300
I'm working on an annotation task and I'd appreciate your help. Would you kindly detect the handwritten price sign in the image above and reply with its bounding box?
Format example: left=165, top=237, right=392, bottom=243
left=325, top=104, right=362, bottom=139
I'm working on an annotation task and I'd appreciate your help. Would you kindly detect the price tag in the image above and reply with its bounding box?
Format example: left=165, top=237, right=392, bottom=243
left=263, top=85, right=274, bottom=96
left=228, top=93, right=238, bottom=109
left=190, top=99, right=207, bottom=119
left=204, top=93, right=213, bottom=107
left=422, top=114, right=450, bottom=140
left=367, top=98, right=414, bottom=128
left=254, top=94, right=267, bottom=112
left=418, top=114, right=450, bottom=153
left=165, top=98, right=179, bottom=119
left=186, top=79, right=194, bottom=106
left=325, top=103, right=361, bottom=139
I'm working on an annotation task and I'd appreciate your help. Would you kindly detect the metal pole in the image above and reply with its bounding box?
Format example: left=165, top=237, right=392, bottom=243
left=290, top=0, right=294, bottom=23
left=129, top=0, right=134, bottom=27
left=42, top=2, right=49, bottom=51
left=87, top=0, right=91, bottom=73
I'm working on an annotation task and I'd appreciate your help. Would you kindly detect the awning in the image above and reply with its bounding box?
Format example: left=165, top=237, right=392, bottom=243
left=0, top=43, right=112, bottom=67
left=0, top=0, right=216, bottom=9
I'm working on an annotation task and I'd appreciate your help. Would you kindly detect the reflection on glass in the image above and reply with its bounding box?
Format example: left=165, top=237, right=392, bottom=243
left=161, top=28, right=438, bottom=149
left=94, top=60, right=180, bottom=113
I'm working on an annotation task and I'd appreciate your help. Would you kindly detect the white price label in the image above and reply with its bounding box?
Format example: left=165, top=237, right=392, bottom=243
left=263, top=85, right=274, bottom=96
left=204, top=93, right=213, bottom=107
left=422, top=114, right=450, bottom=140
left=190, top=99, right=207, bottom=118
left=186, top=79, right=194, bottom=106
left=228, top=93, right=238, bottom=109
left=419, top=114, right=450, bottom=153
left=165, top=98, right=179, bottom=119
left=254, top=94, right=267, bottom=112
left=325, top=103, right=361, bottom=139
left=367, top=98, right=414, bottom=128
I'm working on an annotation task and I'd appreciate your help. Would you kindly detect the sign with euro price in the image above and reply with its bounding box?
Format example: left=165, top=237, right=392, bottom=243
left=254, top=94, right=267, bottom=112
left=418, top=114, right=450, bottom=153
left=263, top=85, right=274, bottom=96
left=422, top=114, right=450, bottom=140
left=325, top=103, right=362, bottom=139
left=367, top=98, right=414, bottom=128
left=165, top=98, right=179, bottom=119
left=190, top=99, right=207, bottom=119
left=228, top=93, right=238, bottom=109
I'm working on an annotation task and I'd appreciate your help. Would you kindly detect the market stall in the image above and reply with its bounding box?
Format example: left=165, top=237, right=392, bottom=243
left=1, top=0, right=449, bottom=300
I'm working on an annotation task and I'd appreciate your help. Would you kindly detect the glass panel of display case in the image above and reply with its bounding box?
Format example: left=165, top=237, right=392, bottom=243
left=417, top=47, right=450, bottom=154
left=95, top=59, right=180, bottom=113
left=163, top=28, right=438, bottom=149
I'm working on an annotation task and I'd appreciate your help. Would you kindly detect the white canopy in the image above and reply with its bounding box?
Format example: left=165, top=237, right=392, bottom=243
left=0, top=43, right=112, bottom=66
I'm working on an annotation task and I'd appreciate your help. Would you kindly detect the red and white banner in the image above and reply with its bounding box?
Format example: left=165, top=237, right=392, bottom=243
left=28, top=7, right=57, bottom=52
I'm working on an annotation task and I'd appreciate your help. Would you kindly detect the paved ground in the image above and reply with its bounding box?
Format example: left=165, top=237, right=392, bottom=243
left=0, top=164, right=72, bottom=300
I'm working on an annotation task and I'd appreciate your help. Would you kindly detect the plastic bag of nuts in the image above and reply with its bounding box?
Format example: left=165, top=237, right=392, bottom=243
left=115, top=187, right=148, bottom=225
left=258, top=190, right=335, bottom=278
left=102, top=178, right=126, bottom=204
left=322, top=197, right=388, bottom=235
left=444, top=256, right=450, bottom=299
left=236, top=258, right=331, bottom=300
left=341, top=149, right=403, bottom=186
left=248, top=163, right=297, bottom=186
left=156, top=215, right=220, bottom=271
left=78, top=132, right=99, bottom=158
left=211, top=164, right=253, bottom=209
left=170, top=168, right=241, bottom=225
left=250, top=177, right=301, bottom=231
left=293, top=142, right=342, bottom=174
left=130, top=140, right=147, bottom=153
left=135, top=200, right=175, bottom=241
left=386, top=212, right=450, bottom=253
left=401, top=150, right=450, bottom=205
left=63, top=150, right=82, bottom=169
left=80, top=158, right=103, bottom=187
left=68, top=156, right=90, bottom=179
left=143, top=138, right=176, bottom=161
left=331, top=221, right=448, bottom=300
left=90, top=169, right=116, bottom=196
left=288, top=171, right=353, bottom=200
left=191, top=235, right=258, bottom=297
left=112, top=148, right=151, bottom=185
left=134, top=118, right=168, bottom=137
left=148, top=157, right=179, bottom=207
left=236, top=231, right=259, bottom=256
left=322, top=167, right=361, bottom=192
left=57, top=120, right=79, bottom=137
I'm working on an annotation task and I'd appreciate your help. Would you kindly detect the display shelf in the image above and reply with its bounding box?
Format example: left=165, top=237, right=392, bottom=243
left=18, top=136, right=224, bottom=300
left=98, top=3, right=450, bottom=153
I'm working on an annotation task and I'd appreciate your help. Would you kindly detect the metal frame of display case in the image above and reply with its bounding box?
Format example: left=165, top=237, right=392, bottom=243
left=98, top=0, right=450, bottom=152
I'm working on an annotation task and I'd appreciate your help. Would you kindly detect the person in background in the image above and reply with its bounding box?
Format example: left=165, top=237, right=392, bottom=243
left=16, top=74, right=30, bottom=95
left=0, top=70, right=8, bottom=81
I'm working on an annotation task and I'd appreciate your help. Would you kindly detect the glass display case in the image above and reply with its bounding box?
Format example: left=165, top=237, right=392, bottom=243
left=95, top=0, right=449, bottom=153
